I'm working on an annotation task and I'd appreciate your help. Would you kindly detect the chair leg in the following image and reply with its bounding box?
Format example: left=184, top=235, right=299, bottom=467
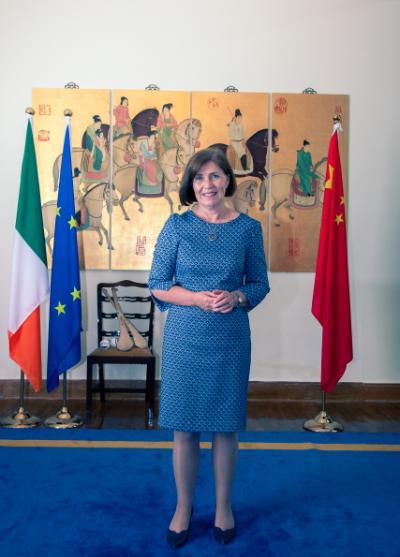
left=86, top=359, right=93, bottom=418
left=99, top=364, right=106, bottom=404
left=145, top=359, right=156, bottom=427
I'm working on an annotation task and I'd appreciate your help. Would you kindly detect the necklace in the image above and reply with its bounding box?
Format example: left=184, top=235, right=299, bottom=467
left=207, top=222, right=219, bottom=241
left=192, top=208, right=235, bottom=241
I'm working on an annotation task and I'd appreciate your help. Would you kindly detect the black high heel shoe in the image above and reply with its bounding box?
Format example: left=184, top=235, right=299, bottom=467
left=213, top=525, right=236, bottom=545
left=167, top=507, right=194, bottom=548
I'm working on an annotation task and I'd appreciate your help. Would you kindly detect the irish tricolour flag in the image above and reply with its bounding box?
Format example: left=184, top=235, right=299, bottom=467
left=8, top=117, right=49, bottom=392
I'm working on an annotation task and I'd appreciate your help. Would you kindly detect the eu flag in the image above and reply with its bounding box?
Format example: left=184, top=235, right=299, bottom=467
left=47, top=121, right=82, bottom=392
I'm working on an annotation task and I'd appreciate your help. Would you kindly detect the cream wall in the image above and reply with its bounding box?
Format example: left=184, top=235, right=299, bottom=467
left=0, top=0, right=399, bottom=385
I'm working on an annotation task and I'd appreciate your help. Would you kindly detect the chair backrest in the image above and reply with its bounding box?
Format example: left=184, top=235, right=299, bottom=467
left=96, top=280, right=155, bottom=348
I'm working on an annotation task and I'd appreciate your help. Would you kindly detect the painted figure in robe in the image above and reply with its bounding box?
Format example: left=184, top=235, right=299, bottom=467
left=227, top=108, right=248, bottom=173
left=113, top=96, right=131, bottom=137
left=157, top=103, right=178, bottom=152
left=296, top=139, right=318, bottom=196
left=136, top=130, right=163, bottom=195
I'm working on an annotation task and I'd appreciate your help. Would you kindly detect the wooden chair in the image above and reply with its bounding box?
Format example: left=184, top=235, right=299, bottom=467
left=86, top=280, right=155, bottom=427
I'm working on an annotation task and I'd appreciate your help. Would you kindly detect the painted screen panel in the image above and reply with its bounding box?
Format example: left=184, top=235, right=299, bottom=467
left=32, top=88, right=111, bottom=269
left=191, top=91, right=270, bottom=253
left=269, top=93, right=349, bottom=271
left=111, top=90, right=191, bottom=270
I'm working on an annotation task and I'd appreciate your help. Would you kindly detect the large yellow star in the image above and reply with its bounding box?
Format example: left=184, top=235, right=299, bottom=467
left=68, top=216, right=78, bottom=229
left=325, top=164, right=335, bottom=189
left=54, top=301, right=66, bottom=315
left=335, top=213, right=344, bottom=225
left=56, top=206, right=61, bottom=216
left=70, top=287, right=81, bottom=301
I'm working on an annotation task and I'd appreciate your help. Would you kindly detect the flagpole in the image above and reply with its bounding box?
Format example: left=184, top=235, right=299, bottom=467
left=0, top=369, right=41, bottom=428
left=44, top=108, right=83, bottom=429
left=304, top=114, right=345, bottom=433
left=303, top=390, right=344, bottom=432
left=45, top=372, right=83, bottom=429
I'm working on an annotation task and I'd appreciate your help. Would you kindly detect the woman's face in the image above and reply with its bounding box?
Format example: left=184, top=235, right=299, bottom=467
left=192, top=161, right=229, bottom=211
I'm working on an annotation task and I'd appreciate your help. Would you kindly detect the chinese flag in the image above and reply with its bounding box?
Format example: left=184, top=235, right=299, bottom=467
left=312, top=128, right=353, bottom=393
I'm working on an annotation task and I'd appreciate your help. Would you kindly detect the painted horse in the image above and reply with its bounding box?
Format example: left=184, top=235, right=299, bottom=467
left=209, top=128, right=279, bottom=212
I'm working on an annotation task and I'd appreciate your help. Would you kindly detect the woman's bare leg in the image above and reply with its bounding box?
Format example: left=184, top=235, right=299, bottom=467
left=212, top=432, right=238, bottom=529
left=169, top=430, right=201, bottom=532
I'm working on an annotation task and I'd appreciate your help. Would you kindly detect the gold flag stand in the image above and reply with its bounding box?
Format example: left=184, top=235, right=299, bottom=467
left=0, top=370, right=41, bottom=428
left=45, top=372, right=84, bottom=429
left=303, top=389, right=344, bottom=433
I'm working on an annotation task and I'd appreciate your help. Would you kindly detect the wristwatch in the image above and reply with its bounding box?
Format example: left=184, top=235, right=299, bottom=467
left=235, top=292, right=244, bottom=307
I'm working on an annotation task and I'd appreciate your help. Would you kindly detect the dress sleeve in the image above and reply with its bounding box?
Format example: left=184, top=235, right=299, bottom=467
left=240, top=221, right=270, bottom=311
left=148, top=214, right=179, bottom=312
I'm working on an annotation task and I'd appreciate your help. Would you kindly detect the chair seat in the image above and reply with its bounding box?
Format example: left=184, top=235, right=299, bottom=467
left=89, top=346, right=153, bottom=358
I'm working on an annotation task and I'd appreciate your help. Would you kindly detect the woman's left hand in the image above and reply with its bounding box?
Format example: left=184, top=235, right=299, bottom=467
left=211, top=290, right=237, bottom=313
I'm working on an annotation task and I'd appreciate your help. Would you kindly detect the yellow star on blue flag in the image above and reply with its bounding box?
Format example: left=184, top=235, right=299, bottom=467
left=68, top=215, right=78, bottom=229
left=54, top=301, right=66, bottom=315
left=70, top=287, right=80, bottom=301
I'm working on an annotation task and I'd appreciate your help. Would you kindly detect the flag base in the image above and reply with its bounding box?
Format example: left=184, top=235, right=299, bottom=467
left=303, top=410, right=343, bottom=432
left=44, top=406, right=84, bottom=429
left=0, top=406, right=41, bottom=428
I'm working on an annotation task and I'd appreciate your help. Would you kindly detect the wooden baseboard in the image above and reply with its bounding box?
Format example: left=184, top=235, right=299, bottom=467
left=1, top=379, right=400, bottom=402
left=247, top=381, right=400, bottom=402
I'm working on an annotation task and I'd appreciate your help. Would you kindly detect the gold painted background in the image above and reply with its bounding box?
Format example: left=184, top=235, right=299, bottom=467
left=191, top=92, right=270, bottom=247
left=33, top=88, right=111, bottom=269
left=269, top=93, right=349, bottom=271
left=111, top=90, right=191, bottom=270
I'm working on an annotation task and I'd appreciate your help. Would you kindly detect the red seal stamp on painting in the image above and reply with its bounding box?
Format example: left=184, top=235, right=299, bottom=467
left=135, top=236, right=147, bottom=256
left=39, top=104, right=51, bottom=116
left=207, top=97, right=219, bottom=110
left=288, top=237, right=300, bottom=257
left=274, top=97, right=288, bottom=115
left=38, top=130, right=50, bottom=141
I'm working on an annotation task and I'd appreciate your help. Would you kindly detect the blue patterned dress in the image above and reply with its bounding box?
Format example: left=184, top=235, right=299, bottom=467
left=148, top=210, right=270, bottom=432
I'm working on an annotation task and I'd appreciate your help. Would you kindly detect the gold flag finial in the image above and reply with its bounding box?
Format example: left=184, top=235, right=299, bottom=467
left=25, top=107, right=35, bottom=115
left=332, top=114, right=343, bottom=133
left=64, top=108, right=73, bottom=117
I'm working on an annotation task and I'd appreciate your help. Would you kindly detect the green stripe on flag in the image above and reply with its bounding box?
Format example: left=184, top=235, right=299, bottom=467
left=15, top=121, right=47, bottom=266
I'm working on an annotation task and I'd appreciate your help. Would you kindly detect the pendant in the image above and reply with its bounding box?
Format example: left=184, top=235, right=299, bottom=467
left=208, top=232, right=218, bottom=241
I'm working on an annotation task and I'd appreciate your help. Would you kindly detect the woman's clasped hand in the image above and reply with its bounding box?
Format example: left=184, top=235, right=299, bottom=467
left=193, top=289, right=238, bottom=313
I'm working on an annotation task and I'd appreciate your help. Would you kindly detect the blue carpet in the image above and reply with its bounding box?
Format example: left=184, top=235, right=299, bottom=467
left=0, top=430, right=399, bottom=557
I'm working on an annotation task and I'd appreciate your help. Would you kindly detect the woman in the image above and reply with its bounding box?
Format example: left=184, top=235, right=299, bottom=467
left=156, top=102, right=178, bottom=152
left=136, top=130, right=163, bottom=195
left=148, top=148, right=270, bottom=547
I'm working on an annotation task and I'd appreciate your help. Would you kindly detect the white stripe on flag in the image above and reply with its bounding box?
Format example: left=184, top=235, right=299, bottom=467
left=8, top=230, right=49, bottom=333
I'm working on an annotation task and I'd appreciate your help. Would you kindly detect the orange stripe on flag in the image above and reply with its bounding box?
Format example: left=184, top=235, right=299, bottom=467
left=8, top=307, right=42, bottom=392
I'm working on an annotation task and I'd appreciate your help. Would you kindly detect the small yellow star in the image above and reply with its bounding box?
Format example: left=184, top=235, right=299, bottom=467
left=325, top=164, right=335, bottom=189
left=56, top=206, right=61, bottom=216
left=68, top=216, right=78, bottom=229
left=54, top=301, right=66, bottom=315
left=335, top=213, right=344, bottom=225
left=340, top=195, right=345, bottom=205
left=70, top=287, right=81, bottom=301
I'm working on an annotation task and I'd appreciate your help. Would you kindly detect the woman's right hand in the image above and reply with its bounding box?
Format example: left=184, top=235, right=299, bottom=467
left=193, top=291, right=218, bottom=312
